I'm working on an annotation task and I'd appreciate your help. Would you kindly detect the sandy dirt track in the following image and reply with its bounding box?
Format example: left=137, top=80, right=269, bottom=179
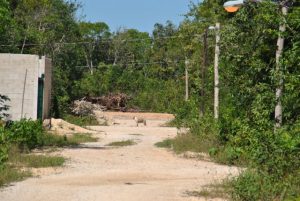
left=0, top=113, right=238, bottom=201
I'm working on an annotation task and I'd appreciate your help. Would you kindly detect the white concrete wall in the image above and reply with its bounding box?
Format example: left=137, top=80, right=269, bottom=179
left=0, top=54, right=52, bottom=121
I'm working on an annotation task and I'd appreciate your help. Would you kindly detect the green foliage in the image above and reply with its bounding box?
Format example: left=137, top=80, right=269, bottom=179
left=0, top=0, right=299, bottom=198
left=42, top=133, right=98, bottom=147
left=0, top=136, right=8, bottom=167
left=63, top=114, right=99, bottom=127
left=0, top=94, right=10, bottom=120
left=154, top=139, right=173, bottom=148
left=173, top=99, right=200, bottom=126
left=177, top=1, right=300, bottom=200
left=5, top=119, right=44, bottom=151
left=67, top=133, right=98, bottom=144
left=75, top=64, right=185, bottom=112
left=231, top=169, right=300, bottom=201
left=0, top=165, right=31, bottom=187
left=42, top=133, right=71, bottom=147
left=10, top=154, right=65, bottom=168
left=171, top=134, right=205, bottom=154
left=0, top=0, right=10, bottom=34
left=186, top=183, right=231, bottom=200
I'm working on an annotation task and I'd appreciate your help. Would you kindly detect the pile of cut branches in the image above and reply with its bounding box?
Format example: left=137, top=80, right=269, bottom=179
left=86, top=93, right=130, bottom=111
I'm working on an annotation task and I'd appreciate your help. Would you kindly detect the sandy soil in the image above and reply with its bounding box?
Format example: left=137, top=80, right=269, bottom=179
left=0, top=113, right=238, bottom=201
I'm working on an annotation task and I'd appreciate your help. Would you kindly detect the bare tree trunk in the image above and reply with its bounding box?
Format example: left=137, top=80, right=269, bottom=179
left=275, top=6, right=288, bottom=128
left=200, top=28, right=208, bottom=117
left=214, top=23, right=220, bottom=120
left=113, top=50, right=118, bottom=66
left=185, top=59, right=189, bottom=101
left=84, top=52, right=91, bottom=74
left=21, top=35, right=27, bottom=54
left=90, top=60, right=94, bottom=75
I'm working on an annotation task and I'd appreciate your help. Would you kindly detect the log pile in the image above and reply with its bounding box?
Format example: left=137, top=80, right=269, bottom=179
left=71, top=98, right=106, bottom=116
left=72, top=93, right=138, bottom=115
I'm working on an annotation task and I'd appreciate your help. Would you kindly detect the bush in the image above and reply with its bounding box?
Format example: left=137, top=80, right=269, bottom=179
left=0, top=94, right=10, bottom=120
left=229, top=124, right=300, bottom=200
left=231, top=170, right=300, bottom=201
left=173, top=99, right=200, bottom=127
left=0, top=127, right=9, bottom=167
left=5, top=119, right=44, bottom=151
left=0, top=146, right=8, bottom=168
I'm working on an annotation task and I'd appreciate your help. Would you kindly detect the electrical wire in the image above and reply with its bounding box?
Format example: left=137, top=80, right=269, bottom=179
left=75, top=59, right=188, bottom=68
left=0, top=33, right=204, bottom=47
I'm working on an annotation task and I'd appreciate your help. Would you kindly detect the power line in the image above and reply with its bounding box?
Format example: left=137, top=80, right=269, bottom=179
left=75, top=59, right=188, bottom=68
left=0, top=34, right=204, bottom=47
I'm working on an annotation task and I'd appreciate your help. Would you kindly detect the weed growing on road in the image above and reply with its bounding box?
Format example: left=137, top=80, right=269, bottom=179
left=68, top=133, right=98, bottom=144
left=185, top=183, right=231, bottom=200
left=154, top=139, right=173, bottom=148
left=107, top=140, right=136, bottom=147
left=129, top=134, right=143, bottom=136
left=43, top=133, right=98, bottom=147
left=155, top=134, right=211, bottom=154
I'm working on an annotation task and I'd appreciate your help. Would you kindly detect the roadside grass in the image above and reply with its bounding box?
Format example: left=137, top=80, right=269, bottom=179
left=154, top=139, right=173, bottom=148
left=0, top=133, right=97, bottom=187
left=43, top=133, right=98, bottom=147
left=0, top=145, right=65, bottom=187
left=185, top=183, right=231, bottom=200
left=160, top=119, right=177, bottom=127
left=13, top=154, right=65, bottom=168
left=68, top=133, right=98, bottom=144
left=0, top=165, right=31, bottom=187
left=8, top=146, right=65, bottom=168
left=63, top=114, right=99, bottom=127
left=106, top=140, right=136, bottom=147
left=155, top=134, right=206, bottom=154
left=154, top=133, right=246, bottom=166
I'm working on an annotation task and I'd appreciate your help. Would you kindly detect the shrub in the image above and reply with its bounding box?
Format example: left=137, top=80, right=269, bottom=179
left=231, top=170, right=300, bottom=201
left=155, top=139, right=173, bottom=148
left=0, top=127, right=9, bottom=167
left=173, top=99, right=199, bottom=127
left=5, top=119, right=44, bottom=151
left=0, top=94, right=10, bottom=120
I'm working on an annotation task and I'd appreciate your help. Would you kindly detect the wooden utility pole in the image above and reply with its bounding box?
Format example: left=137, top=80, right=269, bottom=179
left=275, top=6, right=288, bottom=128
left=214, top=23, right=220, bottom=120
left=185, top=59, right=189, bottom=101
left=200, top=28, right=209, bottom=117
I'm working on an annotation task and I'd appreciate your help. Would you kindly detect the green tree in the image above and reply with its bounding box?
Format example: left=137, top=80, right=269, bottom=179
left=79, top=21, right=111, bottom=74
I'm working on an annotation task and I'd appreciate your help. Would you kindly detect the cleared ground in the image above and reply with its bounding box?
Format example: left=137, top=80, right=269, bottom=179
left=0, top=113, right=238, bottom=201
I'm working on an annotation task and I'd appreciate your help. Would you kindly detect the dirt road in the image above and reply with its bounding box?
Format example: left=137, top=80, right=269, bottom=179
left=0, top=113, right=238, bottom=201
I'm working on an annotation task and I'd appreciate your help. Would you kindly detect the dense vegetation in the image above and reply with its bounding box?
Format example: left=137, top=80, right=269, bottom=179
left=0, top=0, right=299, bottom=200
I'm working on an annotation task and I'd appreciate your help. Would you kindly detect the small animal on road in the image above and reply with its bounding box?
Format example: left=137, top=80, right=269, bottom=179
left=133, top=116, right=147, bottom=127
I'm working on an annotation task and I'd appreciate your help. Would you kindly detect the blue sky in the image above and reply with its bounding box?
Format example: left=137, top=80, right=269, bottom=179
left=78, top=0, right=200, bottom=33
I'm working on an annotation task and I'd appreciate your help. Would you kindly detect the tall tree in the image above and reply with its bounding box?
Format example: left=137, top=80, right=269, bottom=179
left=79, top=21, right=111, bottom=74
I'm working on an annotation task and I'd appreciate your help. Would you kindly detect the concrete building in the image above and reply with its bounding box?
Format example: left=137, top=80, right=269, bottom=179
left=0, top=54, right=52, bottom=121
